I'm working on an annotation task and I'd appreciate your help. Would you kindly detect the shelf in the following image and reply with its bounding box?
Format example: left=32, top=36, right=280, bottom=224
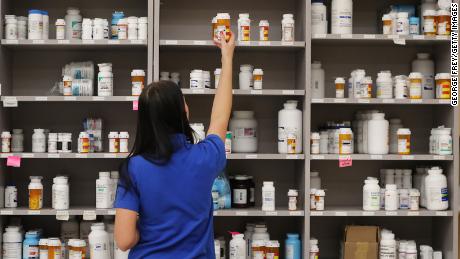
left=311, top=98, right=451, bottom=105
left=0, top=207, right=116, bottom=216
left=0, top=153, right=304, bottom=160
left=312, top=34, right=450, bottom=45
left=182, top=89, right=305, bottom=96
left=213, top=208, right=304, bottom=217
left=1, top=39, right=147, bottom=49
left=310, top=154, right=453, bottom=161
left=310, top=207, right=453, bottom=217
left=160, top=40, right=306, bottom=49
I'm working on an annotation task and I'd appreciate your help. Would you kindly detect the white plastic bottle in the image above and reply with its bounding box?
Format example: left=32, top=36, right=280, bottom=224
left=363, top=179, right=380, bottom=211
left=41, top=11, right=49, bottom=39
left=396, top=12, right=409, bottom=35
left=425, top=167, right=448, bottom=210
left=331, top=0, right=353, bottom=34
left=376, top=71, right=393, bottom=99
left=385, top=184, right=398, bottom=211
left=367, top=113, right=389, bottom=155
left=28, top=10, right=42, bottom=40
left=55, top=19, right=66, bottom=40
left=311, top=61, right=325, bottom=98
left=380, top=232, right=397, bottom=259
left=239, top=64, right=254, bottom=90
left=312, top=1, right=328, bottom=34
left=282, top=14, right=295, bottom=42
left=127, top=16, right=138, bottom=40
left=5, top=16, right=17, bottom=40
left=437, top=127, right=452, bottom=155
left=32, top=129, right=46, bottom=153
left=88, top=223, right=110, bottom=259
left=262, top=181, right=275, bottom=211
left=229, top=233, right=246, bottom=259
left=65, top=7, right=82, bottom=40
left=53, top=176, right=70, bottom=210
left=412, top=53, right=435, bottom=99
left=82, top=18, right=93, bottom=40
left=98, top=63, right=114, bottom=96
left=93, top=18, right=105, bottom=40
left=3, top=226, right=22, bottom=259
left=237, top=13, right=251, bottom=41
left=421, top=0, right=438, bottom=33
left=278, top=100, right=303, bottom=154
left=5, top=184, right=18, bottom=208
left=138, top=17, right=148, bottom=40
left=229, top=111, right=258, bottom=153
left=96, top=172, right=112, bottom=209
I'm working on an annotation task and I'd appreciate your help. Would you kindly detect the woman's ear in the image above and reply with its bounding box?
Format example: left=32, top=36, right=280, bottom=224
left=184, top=99, right=190, bottom=119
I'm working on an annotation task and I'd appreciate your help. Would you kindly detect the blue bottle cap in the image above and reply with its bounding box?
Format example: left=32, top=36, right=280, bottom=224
left=287, top=233, right=300, bottom=239
left=41, top=10, right=48, bottom=15
left=29, top=10, right=42, bottom=15
left=409, top=17, right=420, bottom=23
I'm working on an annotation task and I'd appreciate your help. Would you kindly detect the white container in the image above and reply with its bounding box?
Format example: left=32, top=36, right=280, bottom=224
left=395, top=77, right=408, bottom=99
left=399, top=189, right=410, bottom=209
left=278, top=101, right=303, bottom=154
left=351, top=69, right=366, bottom=98
left=310, top=172, right=322, bottom=189
left=420, top=245, right=434, bottom=259
left=239, top=65, right=254, bottom=90
left=380, top=232, right=396, bottom=259
left=311, top=61, right=325, bottom=98
left=229, top=233, right=246, bottom=259
left=423, top=9, right=437, bottom=35
left=229, top=111, right=258, bottom=153
left=1, top=131, right=11, bottom=153
left=93, top=18, right=105, bottom=40
left=338, top=127, right=353, bottom=154
left=237, top=13, right=251, bottom=41
left=65, top=8, right=82, bottom=39
left=131, top=69, right=145, bottom=96
left=117, top=18, right=128, bottom=40
left=119, top=132, right=129, bottom=153
left=190, top=69, right=203, bottom=89
left=262, top=181, right=275, bottom=211
left=98, top=63, right=114, bottom=97
left=53, top=176, right=69, bottom=210
left=253, top=69, right=264, bottom=90
left=389, top=119, right=403, bottom=154
left=5, top=185, right=17, bottom=208
left=96, top=172, right=112, bottom=209
left=319, top=131, right=328, bottom=154
left=412, top=53, right=435, bottom=99
left=288, top=189, right=298, bottom=211
left=17, top=16, right=27, bottom=40
left=385, top=184, right=398, bottom=211
left=127, top=16, right=138, bottom=40
left=425, top=167, right=448, bottom=210
left=138, top=17, right=148, bottom=40
left=82, top=18, right=93, bottom=40
left=3, top=226, right=22, bottom=259
left=203, top=71, right=211, bottom=88
left=397, top=128, right=411, bottom=154
left=32, top=129, right=46, bottom=153
left=433, top=251, right=443, bottom=259
left=409, top=189, right=420, bottom=210
left=376, top=71, right=393, bottom=99
left=315, top=189, right=325, bottom=210
left=311, top=132, right=320, bottom=154
left=56, top=19, right=66, bottom=40
left=331, top=0, right=353, bottom=34
left=396, top=12, right=409, bottom=35
left=363, top=179, right=380, bottom=211
left=28, top=10, right=42, bottom=40
left=5, top=16, right=17, bottom=40
left=48, top=133, right=58, bottom=153
left=42, top=11, right=49, bottom=39
left=282, top=14, right=295, bottom=42
left=421, top=0, right=438, bottom=33
left=88, top=223, right=110, bottom=259
left=437, top=127, right=452, bottom=155
left=312, top=2, right=328, bottom=34
left=367, top=113, right=389, bottom=155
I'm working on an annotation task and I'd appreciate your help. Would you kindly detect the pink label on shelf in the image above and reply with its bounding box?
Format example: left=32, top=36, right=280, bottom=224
left=133, top=100, right=139, bottom=111
left=6, top=156, right=21, bottom=167
left=339, top=155, right=352, bottom=167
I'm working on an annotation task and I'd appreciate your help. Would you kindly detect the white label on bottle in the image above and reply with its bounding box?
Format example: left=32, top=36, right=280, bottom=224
left=83, top=210, right=97, bottom=220
left=69, top=250, right=84, bottom=259
left=3, top=243, right=22, bottom=258
left=232, top=189, right=247, bottom=204
left=235, top=127, right=256, bottom=138
left=286, top=245, right=294, bottom=258
left=98, top=77, right=113, bottom=96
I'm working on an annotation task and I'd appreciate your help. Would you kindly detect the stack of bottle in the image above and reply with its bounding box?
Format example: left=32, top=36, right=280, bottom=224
left=221, top=223, right=301, bottom=259
left=382, top=1, right=451, bottom=36
left=311, top=53, right=451, bottom=100
left=108, top=131, right=130, bottom=153
left=212, top=13, right=295, bottom=42
left=4, top=9, right=147, bottom=41
left=189, top=69, right=212, bottom=89
left=379, top=228, right=443, bottom=259
left=310, top=0, right=353, bottom=35
left=311, top=120, right=353, bottom=155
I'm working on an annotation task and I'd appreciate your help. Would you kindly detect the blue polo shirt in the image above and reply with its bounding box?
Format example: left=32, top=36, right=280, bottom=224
left=115, top=134, right=226, bottom=259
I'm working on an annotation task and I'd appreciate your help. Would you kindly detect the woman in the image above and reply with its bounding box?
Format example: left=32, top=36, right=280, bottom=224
left=114, top=31, right=235, bottom=259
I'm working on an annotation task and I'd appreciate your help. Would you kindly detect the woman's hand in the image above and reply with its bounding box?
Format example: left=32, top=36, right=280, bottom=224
left=214, top=31, right=235, bottom=63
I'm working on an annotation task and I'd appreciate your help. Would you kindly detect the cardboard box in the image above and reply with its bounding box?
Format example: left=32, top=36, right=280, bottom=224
left=343, top=226, right=379, bottom=259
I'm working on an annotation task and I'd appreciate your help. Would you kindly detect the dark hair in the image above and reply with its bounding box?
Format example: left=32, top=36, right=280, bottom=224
left=119, top=81, right=194, bottom=192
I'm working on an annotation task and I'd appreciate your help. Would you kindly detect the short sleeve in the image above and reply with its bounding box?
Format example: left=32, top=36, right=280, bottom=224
left=197, top=134, right=227, bottom=175
left=114, top=162, right=140, bottom=212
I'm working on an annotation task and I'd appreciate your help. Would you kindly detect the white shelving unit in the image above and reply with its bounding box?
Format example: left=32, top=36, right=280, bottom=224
left=0, top=0, right=457, bottom=258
